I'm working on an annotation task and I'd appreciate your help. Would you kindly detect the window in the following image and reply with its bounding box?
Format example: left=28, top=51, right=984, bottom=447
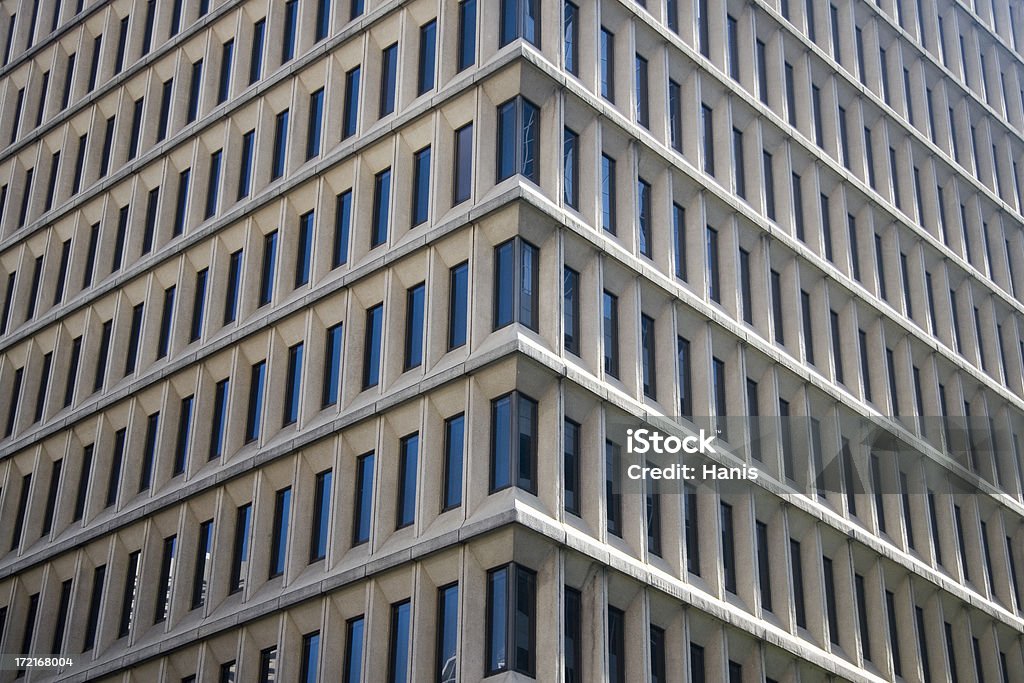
left=443, top=414, right=464, bottom=510
left=259, top=647, right=277, bottom=683
left=436, top=584, right=458, bottom=683
left=209, top=378, right=229, bottom=459
left=218, top=40, right=233, bottom=104
left=600, top=154, right=617, bottom=233
left=493, top=237, right=539, bottom=330
left=9, top=473, right=30, bottom=549
left=608, top=606, right=625, bottom=682
left=606, top=440, right=621, bottom=535
left=190, top=268, right=207, bottom=342
left=83, top=565, right=105, bottom=650
left=386, top=600, right=411, bottom=683
left=72, top=444, right=92, bottom=522
left=764, top=151, right=776, bottom=219
left=282, top=0, right=298, bottom=62
left=811, top=85, right=823, bottom=147
left=635, top=54, right=649, bottom=127
left=418, top=21, right=436, bottom=95
left=229, top=504, right=251, bottom=593
left=721, top=502, right=736, bottom=592
left=249, top=18, right=266, bottom=84
left=118, top=550, right=140, bottom=637
left=396, top=433, right=418, bottom=528
left=855, top=574, right=871, bottom=660
left=887, top=590, right=902, bottom=676
left=362, top=303, right=384, bottom=389
left=564, top=2, right=579, bottom=75
left=800, top=290, right=814, bottom=364
left=98, top=117, right=115, bottom=179
left=322, top=323, right=343, bottom=407
left=453, top=123, right=473, bottom=205
left=673, top=203, right=686, bottom=280
left=707, top=226, right=721, bottom=303
left=441, top=263, right=469, bottom=350
left=224, top=249, right=243, bottom=323
left=791, top=539, right=806, bottom=627
left=124, top=303, right=144, bottom=375
left=173, top=395, right=194, bottom=476
left=17, top=167, right=33, bottom=227
left=641, top=314, right=656, bottom=397
left=238, top=130, right=255, bottom=200
left=771, top=269, right=784, bottom=344
left=283, top=342, right=303, bottom=426
left=496, top=96, right=540, bottom=183
left=646, top=461, right=661, bottom=554
left=564, top=587, right=583, bottom=682
left=485, top=563, right=536, bottom=676
left=245, top=360, right=266, bottom=442
left=561, top=418, right=582, bottom=517
left=603, top=291, right=619, bottom=377
left=638, top=178, right=652, bottom=256
left=64, top=336, right=81, bottom=408
left=269, top=487, right=291, bottom=578
left=87, top=35, right=101, bottom=92
left=669, top=80, right=682, bottom=151
left=859, top=329, right=872, bottom=401
left=205, top=151, right=222, bottom=219
left=563, top=267, right=580, bottom=355
left=457, top=0, right=476, bottom=71
left=315, top=0, right=330, bottom=41
left=757, top=520, right=772, bottom=611
left=171, top=168, right=191, bottom=237
left=678, top=336, right=693, bottom=418
left=702, top=104, right=715, bottom=175
left=94, top=319, right=112, bottom=392
left=848, top=214, right=861, bottom=280
left=371, top=168, right=391, bottom=247
left=499, top=0, right=539, bottom=47
left=727, top=15, right=740, bottom=79
left=344, top=617, right=365, bottom=683
left=756, top=39, right=768, bottom=103
left=823, top=556, right=839, bottom=643
left=271, top=109, right=288, bottom=180
left=738, top=249, right=753, bottom=324
left=600, top=28, right=615, bottom=101
left=412, top=147, right=431, bottom=226
left=379, top=43, right=398, bottom=117
left=306, top=89, right=324, bottom=160
left=342, top=66, right=360, bottom=139
left=187, top=60, right=202, bottom=123
left=52, top=579, right=72, bottom=653
left=353, top=452, right=374, bottom=544
left=490, top=391, right=538, bottom=492
left=732, top=128, right=746, bottom=198
left=563, top=127, right=578, bottom=208
left=300, top=631, right=320, bottom=683
left=697, top=0, right=710, bottom=55
left=650, top=625, right=666, bottom=683
left=41, top=458, right=62, bottom=535
left=296, top=211, right=314, bottom=288
left=191, top=519, right=213, bottom=608
left=259, top=231, right=277, bottom=306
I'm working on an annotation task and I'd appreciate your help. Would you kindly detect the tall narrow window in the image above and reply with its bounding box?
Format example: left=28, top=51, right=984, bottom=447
left=229, top=505, right=251, bottom=593
left=564, top=2, right=579, bottom=75
left=792, top=539, right=806, bottom=627
left=707, top=226, right=721, bottom=303
left=259, top=231, right=277, bottom=306
left=697, top=0, right=710, bottom=56
left=191, top=519, right=213, bottom=608
left=124, top=303, right=144, bottom=375
left=94, top=320, right=112, bottom=392
left=635, top=54, right=649, bottom=127
left=396, top=433, right=418, bottom=528
left=157, top=79, right=172, bottom=142
left=172, top=168, right=191, bottom=237
left=678, top=336, right=693, bottom=418
left=271, top=109, right=288, bottom=180
left=771, top=269, right=785, bottom=344
left=379, top=43, right=398, bottom=117
left=564, top=418, right=581, bottom=516
left=209, top=378, right=229, bottom=459
left=564, top=587, right=583, bottom=682
left=205, top=151, right=222, bottom=219
left=342, top=66, right=360, bottom=139
left=453, top=123, right=473, bottom=205
left=669, top=80, right=682, bottom=151
left=608, top=606, right=625, bottom=682
left=314, top=0, right=330, bottom=41
left=721, top=502, right=737, bottom=592
left=362, top=303, right=383, bottom=389
left=434, top=584, right=459, bottom=682
left=496, top=96, right=540, bottom=183
left=823, top=556, right=840, bottom=644
left=371, top=168, right=391, bottom=247
left=458, top=0, right=476, bottom=71
left=564, top=266, right=580, bottom=355
left=190, top=268, right=207, bottom=342
left=727, top=15, right=740, bottom=79
left=443, top=414, right=465, bottom=510
left=41, top=458, right=62, bottom=535
left=282, top=0, right=297, bottom=63
left=140, top=188, right=155, bottom=253
left=186, top=60, right=202, bottom=123
left=757, top=520, right=772, bottom=611
left=300, top=631, right=320, bottom=683
left=72, top=444, right=92, bottom=522
left=411, top=146, right=431, bottom=226
left=322, top=323, right=343, bottom=407
left=83, top=565, right=106, bottom=651
left=238, top=129, right=255, bottom=199
left=306, top=88, right=324, bottom=160
left=641, top=314, right=657, bottom=398
left=493, top=237, right=539, bottom=330
left=283, top=342, right=303, bottom=426
left=245, top=360, right=266, bottom=442
left=417, top=20, right=436, bottom=95
left=224, top=249, right=243, bottom=323
left=296, top=211, right=313, bottom=288
left=603, top=291, right=619, bottom=378
left=173, top=395, right=193, bottom=476
left=333, top=190, right=352, bottom=268
left=448, top=262, right=469, bottom=349
left=673, top=203, right=686, bottom=280
left=344, top=617, right=365, bottom=683
left=117, top=550, right=140, bottom=637
left=499, top=0, right=539, bottom=47
left=490, top=392, right=538, bottom=493
left=601, top=154, right=617, bottom=233
left=600, top=28, right=615, bottom=101
left=485, top=563, right=536, bottom=676
left=638, top=177, right=652, bottom=256
left=702, top=104, right=715, bottom=175
left=756, top=39, right=769, bottom=103
left=353, top=452, right=374, bottom=544
left=218, top=40, right=233, bottom=104
left=563, top=127, right=578, bottom=208
left=606, top=440, right=622, bottom=536
left=269, top=487, right=291, bottom=578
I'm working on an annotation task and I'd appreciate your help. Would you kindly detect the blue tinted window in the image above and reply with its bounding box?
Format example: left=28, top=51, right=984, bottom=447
left=224, top=249, right=243, bottom=323
left=453, top=124, right=473, bottom=204
left=238, top=129, right=255, bottom=199
left=229, top=504, right=251, bottom=592
left=494, top=241, right=514, bottom=327
left=397, top=433, right=418, bottom=528
left=412, top=147, right=431, bottom=226
left=296, top=211, right=314, bottom=287
left=245, top=360, right=266, bottom=442
left=307, top=89, right=324, bottom=160
left=187, top=60, right=202, bottom=123
left=301, top=631, right=320, bottom=683
left=601, top=154, right=616, bottom=233
left=487, top=567, right=508, bottom=673
left=344, top=617, right=364, bottom=683
left=564, top=2, right=579, bottom=75
left=638, top=177, right=651, bottom=256
left=342, top=67, right=360, bottom=139
left=124, top=303, right=144, bottom=374
left=218, top=40, right=233, bottom=104
left=353, top=452, right=374, bottom=544
left=311, top=469, right=331, bottom=561
left=603, top=291, right=618, bottom=377
left=564, top=267, right=580, bottom=355
left=173, top=395, right=193, bottom=476
left=205, top=150, right=222, bottom=219
left=157, top=79, right=172, bottom=141
left=283, top=342, right=303, bottom=425
left=388, top=600, right=411, bottom=683
left=190, top=268, right=207, bottom=342
left=371, top=168, right=391, bottom=247
left=315, top=0, right=330, bottom=41
left=379, top=43, right=398, bottom=117
left=563, top=127, right=578, bottom=208
left=448, top=262, right=468, bottom=348
left=490, top=392, right=537, bottom=493
left=174, top=168, right=191, bottom=236
left=443, top=414, right=464, bottom=509
left=493, top=237, right=538, bottom=331
left=350, top=0, right=364, bottom=20
left=499, top=0, right=539, bottom=47
left=706, top=226, right=720, bottom=302
left=417, top=21, right=436, bottom=95
left=496, top=97, right=539, bottom=183
left=269, top=487, right=291, bottom=577
left=141, top=188, right=158, bottom=253
left=458, top=0, right=476, bottom=71
left=190, top=519, right=213, bottom=608
left=404, top=284, right=425, bottom=370
left=210, top=378, right=228, bottom=459
left=363, top=303, right=383, bottom=388
left=322, top=323, right=343, bottom=406
left=139, top=412, right=159, bottom=491
left=437, top=584, right=459, bottom=682
left=259, top=231, right=277, bottom=306
left=282, top=0, right=298, bottom=62
left=272, top=109, right=288, bottom=180
left=600, top=29, right=614, bottom=101
left=334, top=190, right=352, bottom=267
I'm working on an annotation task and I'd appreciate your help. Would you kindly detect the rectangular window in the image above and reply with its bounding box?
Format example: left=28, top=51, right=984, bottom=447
left=371, top=168, right=391, bottom=247
left=458, top=0, right=476, bottom=71
left=41, top=458, right=62, bottom=535
left=600, top=28, right=615, bottom=101
left=269, top=487, right=291, bottom=578
left=669, top=80, right=682, bottom=151
left=564, top=2, right=579, bottom=75
left=727, top=15, right=740, bottom=80
left=646, top=461, right=661, bottom=555
left=271, top=109, right=288, bottom=180
left=641, top=313, right=657, bottom=398
left=764, top=151, right=776, bottom=219
left=396, top=433, right=418, bottom=528
left=87, top=35, right=101, bottom=92
left=564, top=587, right=583, bottom=682
left=697, top=0, right=710, bottom=55
left=702, top=104, right=715, bottom=175
left=259, top=231, right=277, bottom=306
left=493, top=237, right=539, bottom=330
left=417, top=21, right=436, bottom=95
left=186, top=60, right=202, bottom=123
left=650, top=625, right=667, bottom=683
left=52, top=579, right=72, bottom=653
left=344, top=617, right=365, bottom=683
left=563, top=267, right=580, bottom=355
left=258, top=648, right=277, bottom=683
left=224, top=249, right=242, bottom=324
left=563, top=127, right=578, bottom=208
left=690, top=644, right=706, bottom=683
left=785, top=62, right=797, bottom=126
left=362, top=303, right=384, bottom=389
left=606, top=439, right=621, bottom=535
left=228, top=504, right=251, bottom=593
left=608, top=606, right=625, bottom=682
left=637, top=177, right=652, bottom=256
left=83, top=565, right=105, bottom=650
left=496, top=96, right=540, bottom=183
left=238, top=129, right=255, bottom=199
left=209, top=378, right=228, bottom=459
left=756, top=39, right=768, bottom=103
left=191, top=519, right=213, bottom=608
left=190, top=268, right=207, bottom=342
left=823, top=556, right=839, bottom=643
left=848, top=214, right=861, bottom=280
left=245, top=360, right=266, bottom=442
left=721, top=502, right=736, bottom=592
left=678, top=336, right=693, bottom=418
left=448, top=262, right=469, bottom=349
left=353, top=451, right=374, bottom=544
left=635, top=54, right=649, bottom=127
left=98, top=117, right=115, bottom=179
left=282, top=0, right=297, bottom=62
left=342, top=66, right=360, bottom=139
left=117, top=550, right=140, bottom=637
left=791, top=539, right=806, bottom=627
left=283, top=342, right=303, bottom=426
left=453, top=123, right=473, bottom=205
left=173, top=395, right=193, bottom=476
left=126, top=97, right=144, bottom=161
left=314, top=0, right=330, bottom=41
left=218, top=40, right=233, bottom=104
left=860, top=329, right=872, bottom=401
left=490, top=391, right=538, bottom=492
left=411, top=147, right=431, bottom=226
left=499, top=0, right=539, bottom=47
left=436, top=583, right=459, bottom=683
left=733, top=128, right=745, bottom=198
left=72, top=444, right=92, bottom=522
left=63, top=336, right=81, bottom=408
left=485, top=563, right=536, bottom=676
left=333, top=190, right=353, bottom=267
left=123, top=303, right=144, bottom=376
left=322, top=323, right=343, bottom=407
left=379, top=43, right=398, bottom=117
left=173, top=168, right=191, bottom=236
left=300, top=631, right=320, bottom=683
left=306, top=89, right=324, bottom=160
left=603, top=291, right=619, bottom=378
left=563, top=418, right=581, bottom=516
left=757, top=520, right=772, bottom=611
left=94, top=319, right=112, bottom=392
left=601, top=154, right=617, bottom=233
left=443, top=413, right=464, bottom=510
left=771, top=269, right=785, bottom=344
left=738, top=249, right=753, bottom=324
left=246, top=18, right=262, bottom=83
left=812, top=85, right=823, bottom=147
left=673, top=203, right=686, bottom=280
left=707, top=226, right=720, bottom=303
left=205, top=151, right=222, bottom=219
left=295, top=211, right=314, bottom=288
